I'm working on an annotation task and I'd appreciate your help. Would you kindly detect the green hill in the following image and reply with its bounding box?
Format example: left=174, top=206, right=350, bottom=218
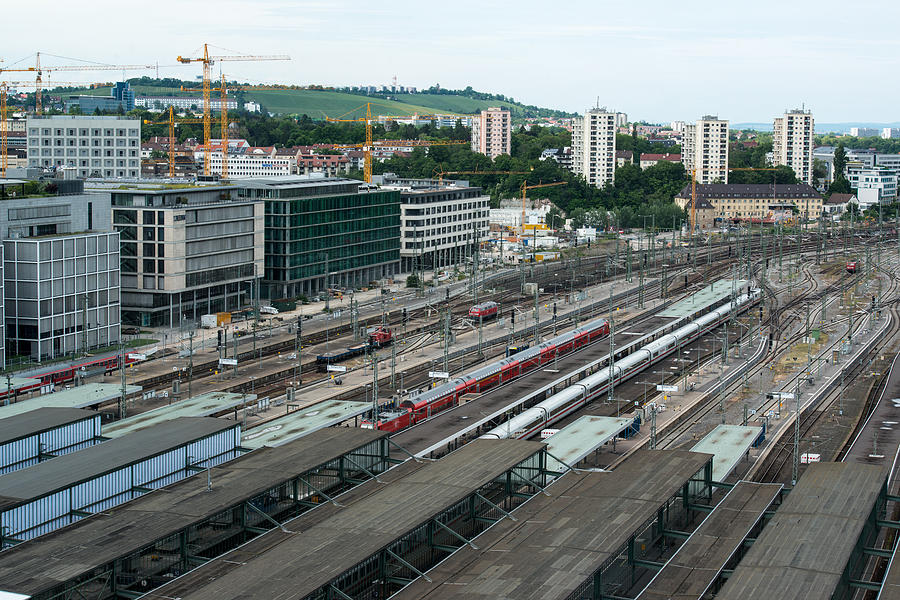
left=53, top=81, right=563, bottom=121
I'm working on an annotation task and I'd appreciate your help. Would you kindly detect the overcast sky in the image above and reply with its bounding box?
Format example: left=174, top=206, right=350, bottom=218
left=4, top=0, right=897, bottom=123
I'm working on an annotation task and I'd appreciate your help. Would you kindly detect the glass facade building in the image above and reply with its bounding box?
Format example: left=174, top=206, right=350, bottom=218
left=239, top=176, right=400, bottom=299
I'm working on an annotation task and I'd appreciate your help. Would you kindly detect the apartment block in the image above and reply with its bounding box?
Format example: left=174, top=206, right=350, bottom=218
left=682, top=116, right=729, bottom=184
left=105, top=183, right=264, bottom=328
left=572, top=108, right=617, bottom=188
left=134, top=97, right=237, bottom=111
left=471, top=107, right=511, bottom=159
left=773, top=109, right=814, bottom=185
left=26, top=116, right=140, bottom=178
left=209, top=152, right=292, bottom=178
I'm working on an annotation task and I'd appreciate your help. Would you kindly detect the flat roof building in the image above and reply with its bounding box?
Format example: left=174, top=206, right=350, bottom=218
left=103, top=182, right=264, bottom=327
left=0, top=407, right=101, bottom=474
left=683, top=116, right=729, bottom=184
left=573, top=108, right=617, bottom=188
left=238, top=175, right=400, bottom=299
left=471, top=107, right=511, bottom=159
left=26, top=115, right=140, bottom=178
left=773, top=109, right=814, bottom=185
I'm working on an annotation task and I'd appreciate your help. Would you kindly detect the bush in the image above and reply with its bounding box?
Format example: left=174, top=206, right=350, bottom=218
left=406, top=274, right=420, bottom=288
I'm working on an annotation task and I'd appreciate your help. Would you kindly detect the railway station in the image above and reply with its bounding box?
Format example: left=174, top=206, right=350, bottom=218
left=394, top=450, right=713, bottom=600
left=145, top=439, right=547, bottom=600
left=102, top=391, right=257, bottom=437
left=690, top=424, right=765, bottom=482
left=0, top=383, right=142, bottom=419
left=240, top=399, right=372, bottom=448
left=0, top=407, right=102, bottom=474
left=0, top=417, right=240, bottom=546
left=542, top=415, right=636, bottom=472
left=0, top=428, right=389, bottom=600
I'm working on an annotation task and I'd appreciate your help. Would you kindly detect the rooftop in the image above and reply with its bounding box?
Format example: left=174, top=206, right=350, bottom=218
left=717, top=462, right=887, bottom=600
left=0, top=407, right=97, bottom=445
left=0, top=428, right=386, bottom=597
left=658, top=279, right=748, bottom=318
left=240, top=400, right=372, bottom=449
left=0, top=384, right=142, bottom=420
left=102, top=392, right=256, bottom=438
left=543, top=415, right=634, bottom=473
left=691, top=424, right=764, bottom=481
left=0, top=417, right=236, bottom=510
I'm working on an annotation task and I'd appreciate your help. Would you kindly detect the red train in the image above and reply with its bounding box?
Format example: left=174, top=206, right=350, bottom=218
left=0, top=353, right=140, bottom=401
left=846, top=262, right=858, bottom=274
left=468, top=301, right=499, bottom=320
left=361, top=317, right=609, bottom=433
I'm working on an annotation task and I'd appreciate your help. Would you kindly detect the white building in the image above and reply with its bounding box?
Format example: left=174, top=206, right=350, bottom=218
left=773, top=109, right=814, bottom=185
left=682, top=116, right=729, bottom=184
left=26, top=116, right=140, bottom=178
left=209, top=152, right=291, bottom=178
left=848, top=167, right=897, bottom=209
left=670, top=121, right=686, bottom=133
left=471, top=107, right=511, bottom=159
left=134, top=97, right=237, bottom=111
left=243, top=101, right=261, bottom=113
left=614, top=112, right=628, bottom=127
left=572, top=108, right=617, bottom=188
left=850, top=127, right=880, bottom=137
left=882, top=128, right=900, bottom=139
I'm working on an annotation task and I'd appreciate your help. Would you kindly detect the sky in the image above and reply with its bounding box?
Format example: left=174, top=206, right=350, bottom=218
left=3, top=0, right=899, bottom=123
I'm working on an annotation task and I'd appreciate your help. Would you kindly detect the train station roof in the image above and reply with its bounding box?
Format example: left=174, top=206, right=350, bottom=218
left=543, top=415, right=634, bottom=473
left=659, top=279, right=748, bottom=318
left=691, top=424, right=763, bottom=482
left=0, top=407, right=97, bottom=445
left=103, top=392, right=255, bottom=438
left=241, top=400, right=371, bottom=448
left=0, top=383, right=142, bottom=420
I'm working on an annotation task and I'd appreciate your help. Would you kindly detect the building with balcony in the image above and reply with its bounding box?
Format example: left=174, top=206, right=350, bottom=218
left=572, top=108, right=617, bottom=188
left=471, top=107, right=511, bottom=159
left=682, top=116, right=729, bottom=184
left=773, top=109, right=814, bottom=185
left=238, top=176, right=400, bottom=299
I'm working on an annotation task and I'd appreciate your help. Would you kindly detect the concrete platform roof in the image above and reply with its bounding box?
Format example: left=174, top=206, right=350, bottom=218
left=393, top=449, right=712, bottom=600
left=0, top=428, right=386, bottom=597
left=0, top=407, right=97, bottom=445
left=0, top=383, right=142, bottom=420
left=691, top=424, right=763, bottom=482
left=157, top=439, right=544, bottom=600
left=103, top=392, right=255, bottom=438
left=659, top=279, right=748, bottom=318
left=717, top=462, right=887, bottom=600
left=544, top=415, right=634, bottom=473
left=241, top=400, right=372, bottom=449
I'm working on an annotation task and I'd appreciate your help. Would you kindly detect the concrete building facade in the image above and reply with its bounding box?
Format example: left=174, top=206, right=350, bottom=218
left=471, top=107, right=511, bottom=159
left=572, top=108, right=617, bottom=188
left=682, top=116, right=729, bottom=184
left=209, top=152, right=292, bottom=178
left=675, top=183, right=823, bottom=222
left=773, top=109, right=814, bottom=185
left=134, top=97, right=237, bottom=111
left=26, top=116, right=140, bottom=178
left=238, top=176, right=400, bottom=299
left=106, top=184, right=264, bottom=328
left=848, top=167, right=897, bottom=209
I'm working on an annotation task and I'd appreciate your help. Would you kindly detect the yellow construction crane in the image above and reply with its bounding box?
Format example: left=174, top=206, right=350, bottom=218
left=688, top=167, right=779, bottom=234
left=177, top=44, right=289, bottom=176
left=143, top=106, right=222, bottom=178
left=326, top=102, right=469, bottom=183
left=520, top=181, right=567, bottom=234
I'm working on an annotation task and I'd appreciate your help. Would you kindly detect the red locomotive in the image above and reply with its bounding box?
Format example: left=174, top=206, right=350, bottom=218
left=468, top=301, right=499, bottom=320
left=846, top=262, right=858, bottom=274
left=360, top=318, right=609, bottom=432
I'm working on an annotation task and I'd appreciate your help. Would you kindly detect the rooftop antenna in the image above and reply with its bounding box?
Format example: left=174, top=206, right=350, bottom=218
left=596, top=95, right=599, bottom=110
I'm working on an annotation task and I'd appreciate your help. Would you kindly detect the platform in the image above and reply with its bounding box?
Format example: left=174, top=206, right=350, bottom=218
left=636, top=481, right=782, bottom=600
left=0, top=428, right=388, bottom=600
left=691, top=424, right=763, bottom=482
left=146, top=439, right=545, bottom=600
left=717, top=462, right=887, bottom=600
left=393, top=450, right=713, bottom=600
left=0, top=383, right=142, bottom=419
left=658, top=279, right=748, bottom=318
left=0, top=408, right=102, bottom=474
left=103, top=391, right=256, bottom=438
left=240, top=399, right=372, bottom=448
left=543, top=415, right=634, bottom=473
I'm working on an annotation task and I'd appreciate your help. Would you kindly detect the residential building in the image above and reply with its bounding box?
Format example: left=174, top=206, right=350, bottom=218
left=639, top=153, right=681, bottom=170
left=238, top=176, right=400, bottom=298
left=850, top=127, right=880, bottom=137
left=26, top=116, right=140, bottom=178
left=615, top=150, right=633, bottom=168
left=209, top=152, right=291, bottom=178
left=0, top=177, right=118, bottom=362
left=134, top=97, right=237, bottom=111
left=244, top=101, right=261, bottom=113
left=682, top=116, right=729, bottom=184
left=296, top=154, right=350, bottom=177
left=675, top=197, right=716, bottom=230
left=66, top=82, right=135, bottom=114
left=572, top=108, right=617, bottom=187
left=847, top=167, right=897, bottom=209
left=471, top=107, right=511, bottom=159
left=823, top=193, right=856, bottom=220
left=882, top=128, right=900, bottom=139
left=773, top=109, right=814, bottom=185
left=379, top=181, right=490, bottom=273
left=540, top=147, right=573, bottom=170
left=675, top=183, right=823, bottom=222
left=614, top=112, right=628, bottom=127
left=104, top=182, right=264, bottom=327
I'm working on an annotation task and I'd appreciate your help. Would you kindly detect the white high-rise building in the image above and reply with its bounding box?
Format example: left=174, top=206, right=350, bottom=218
left=682, top=116, right=729, bottom=184
left=572, top=108, right=617, bottom=188
left=471, top=107, right=511, bottom=159
left=773, top=109, right=814, bottom=185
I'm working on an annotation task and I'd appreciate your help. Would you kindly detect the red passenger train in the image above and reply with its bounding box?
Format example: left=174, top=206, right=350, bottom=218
left=361, top=317, right=609, bottom=432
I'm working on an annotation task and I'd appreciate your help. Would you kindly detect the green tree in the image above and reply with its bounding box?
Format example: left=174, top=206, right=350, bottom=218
left=834, top=143, right=847, bottom=177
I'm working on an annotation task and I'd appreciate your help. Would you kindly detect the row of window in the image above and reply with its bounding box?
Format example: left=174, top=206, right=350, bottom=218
left=29, top=128, right=139, bottom=137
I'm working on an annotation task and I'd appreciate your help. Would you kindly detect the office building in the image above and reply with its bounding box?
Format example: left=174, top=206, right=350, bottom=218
left=572, top=108, right=617, bottom=188
left=134, top=97, right=237, bottom=111
left=209, top=152, right=292, bottom=178
left=682, top=116, right=729, bottom=184
left=850, top=127, right=880, bottom=137
left=847, top=167, right=897, bottom=209
left=675, top=183, right=823, bottom=222
left=773, top=109, right=814, bottom=185
left=103, top=182, right=264, bottom=327
left=26, top=116, right=140, bottom=178
left=379, top=179, right=490, bottom=273
left=238, top=176, right=400, bottom=299
left=471, top=107, right=511, bottom=159
left=66, top=81, right=135, bottom=114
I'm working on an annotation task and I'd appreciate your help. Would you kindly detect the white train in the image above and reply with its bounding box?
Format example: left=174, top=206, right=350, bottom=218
left=479, top=288, right=762, bottom=440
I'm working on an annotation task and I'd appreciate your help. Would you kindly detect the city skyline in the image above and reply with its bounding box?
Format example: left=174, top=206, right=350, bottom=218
left=4, top=0, right=899, bottom=123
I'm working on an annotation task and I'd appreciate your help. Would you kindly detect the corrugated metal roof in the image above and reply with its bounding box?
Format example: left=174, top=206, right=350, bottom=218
left=0, top=407, right=96, bottom=444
